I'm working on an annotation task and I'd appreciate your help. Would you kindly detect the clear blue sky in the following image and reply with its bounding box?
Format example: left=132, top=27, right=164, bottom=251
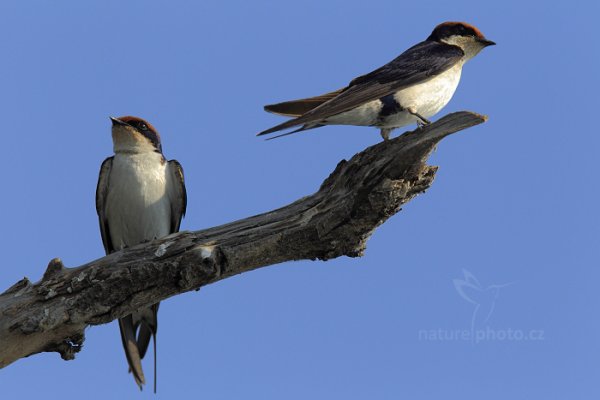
left=0, top=0, right=598, bottom=398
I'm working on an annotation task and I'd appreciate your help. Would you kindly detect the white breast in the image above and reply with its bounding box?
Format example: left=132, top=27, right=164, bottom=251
left=105, top=152, right=171, bottom=250
left=393, top=62, right=463, bottom=119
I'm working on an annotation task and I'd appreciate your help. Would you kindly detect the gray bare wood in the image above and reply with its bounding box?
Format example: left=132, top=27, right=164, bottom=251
left=0, top=111, right=486, bottom=368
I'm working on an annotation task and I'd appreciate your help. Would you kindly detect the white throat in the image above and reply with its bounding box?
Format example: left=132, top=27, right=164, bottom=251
left=440, top=36, right=485, bottom=61
left=112, top=126, right=160, bottom=154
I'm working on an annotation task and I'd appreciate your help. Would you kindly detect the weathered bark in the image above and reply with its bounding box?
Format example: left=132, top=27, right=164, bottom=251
left=0, top=111, right=486, bottom=368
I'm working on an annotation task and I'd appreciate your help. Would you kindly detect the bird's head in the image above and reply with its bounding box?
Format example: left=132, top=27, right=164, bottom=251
left=428, top=22, right=495, bottom=60
left=110, top=116, right=163, bottom=154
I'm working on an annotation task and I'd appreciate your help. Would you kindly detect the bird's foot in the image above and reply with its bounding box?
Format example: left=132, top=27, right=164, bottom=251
left=380, top=128, right=393, bottom=141
left=419, top=115, right=432, bottom=125
left=406, top=107, right=431, bottom=126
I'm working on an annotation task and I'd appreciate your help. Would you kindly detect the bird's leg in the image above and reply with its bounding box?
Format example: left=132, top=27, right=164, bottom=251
left=380, top=128, right=392, bottom=141
left=406, top=107, right=431, bottom=126
left=408, top=108, right=437, bottom=150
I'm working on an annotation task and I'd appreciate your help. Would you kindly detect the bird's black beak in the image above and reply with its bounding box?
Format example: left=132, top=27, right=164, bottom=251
left=110, top=116, right=128, bottom=127
left=479, top=38, right=496, bottom=47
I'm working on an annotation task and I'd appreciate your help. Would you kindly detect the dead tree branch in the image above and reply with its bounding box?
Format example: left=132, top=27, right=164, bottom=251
left=0, top=111, right=486, bottom=368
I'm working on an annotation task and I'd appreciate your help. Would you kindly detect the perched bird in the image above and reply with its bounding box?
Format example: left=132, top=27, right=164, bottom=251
left=258, top=21, right=495, bottom=140
left=96, top=116, right=186, bottom=392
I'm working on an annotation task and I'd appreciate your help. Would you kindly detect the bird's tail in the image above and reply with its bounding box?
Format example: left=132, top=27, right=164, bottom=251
left=258, top=88, right=343, bottom=137
left=119, top=316, right=145, bottom=389
left=264, top=124, right=324, bottom=140
left=119, top=303, right=159, bottom=392
left=263, top=88, right=344, bottom=117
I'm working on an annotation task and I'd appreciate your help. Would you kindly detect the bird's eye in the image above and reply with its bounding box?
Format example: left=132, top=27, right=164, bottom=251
left=139, top=123, right=148, bottom=131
